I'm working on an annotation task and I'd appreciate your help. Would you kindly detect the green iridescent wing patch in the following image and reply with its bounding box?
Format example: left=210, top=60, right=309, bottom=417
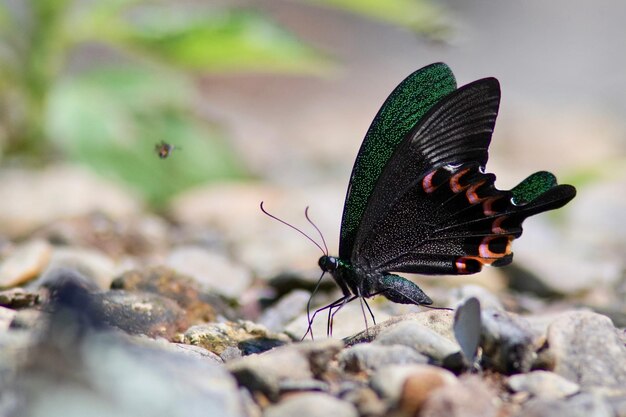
left=511, top=171, right=559, bottom=205
left=339, top=63, right=457, bottom=258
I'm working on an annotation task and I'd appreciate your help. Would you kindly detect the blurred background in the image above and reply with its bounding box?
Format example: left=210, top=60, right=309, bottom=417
left=0, top=0, right=625, bottom=320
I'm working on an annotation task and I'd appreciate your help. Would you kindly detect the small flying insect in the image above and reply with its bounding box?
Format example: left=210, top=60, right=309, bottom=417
left=155, top=141, right=180, bottom=159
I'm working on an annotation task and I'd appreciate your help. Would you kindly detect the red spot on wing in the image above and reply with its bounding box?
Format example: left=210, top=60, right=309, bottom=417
left=422, top=170, right=438, bottom=194
left=450, top=168, right=471, bottom=193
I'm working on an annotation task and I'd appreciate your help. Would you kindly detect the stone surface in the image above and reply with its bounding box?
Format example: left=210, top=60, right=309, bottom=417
left=0, top=287, right=40, bottom=308
left=0, top=240, right=51, bottom=288
left=98, top=290, right=188, bottom=339
left=0, top=164, right=142, bottom=238
left=344, top=310, right=456, bottom=346
left=36, top=247, right=119, bottom=290
left=112, top=266, right=225, bottom=323
left=259, top=289, right=310, bottom=332
left=420, top=375, right=499, bottom=417
left=375, top=321, right=461, bottom=364
left=182, top=321, right=290, bottom=357
left=338, top=343, right=428, bottom=373
left=518, top=392, right=614, bottom=417
left=481, top=309, right=537, bottom=374
left=371, top=364, right=457, bottom=408
left=166, top=246, right=252, bottom=299
left=546, top=311, right=626, bottom=392
left=0, top=306, right=17, bottom=331
left=507, top=371, right=580, bottom=399
left=264, top=392, right=358, bottom=417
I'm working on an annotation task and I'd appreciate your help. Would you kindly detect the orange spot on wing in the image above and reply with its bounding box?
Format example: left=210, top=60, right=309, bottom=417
left=422, top=170, right=438, bottom=194
left=449, top=168, right=471, bottom=193
left=466, top=181, right=486, bottom=204
left=482, top=196, right=501, bottom=215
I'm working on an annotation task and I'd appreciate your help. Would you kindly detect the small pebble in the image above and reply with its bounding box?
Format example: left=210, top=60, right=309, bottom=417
left=518, top=392, right=614, bottom=417
left=338, top=343, right=428, bottom=372
left=506, top=370, right=580, bottom=399
left=0, top=240, right=51, bottom=288
left=264, top=392, right=358, bottom=417
left=420, top=375, right=498, bottom=417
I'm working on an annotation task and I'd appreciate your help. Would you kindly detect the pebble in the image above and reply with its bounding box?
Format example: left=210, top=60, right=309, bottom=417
left=374, top=321, right=461, bottom=364
left=112, top=266, right=224, bottom=323
left=344, top=310, right=455, bottom=346
left=182, top=321, right=290, bottom=357
left=507, top=371, right=580, bottom=399
left=98, top=290, right=187, bottom=339
left=0, top=287, right=39, bottom=308
left=371, top=364, right=457, bottom=407
left=0, top=240, right=51, bottom=288
left=0, top=164, right=142, bottom=238
left=264, top=392, right=358, bottom=417
left=341, top=387, right=387, bottom=417
left=546, top=310, right=626, bottom=392
left=400, top=365, right=459, bottom=416
left=481, top=308, right=537, bottom=374
left=338, top=343, right=428, bottom=373
left=37, top=247, right=119, bottom=290
left=420, top=375, right=499, bottom=417
left=166, top=246, right=252, bottom=299
left=259, top=289, right=310, bottom=332
left=518, top=392, right=614, bottom=417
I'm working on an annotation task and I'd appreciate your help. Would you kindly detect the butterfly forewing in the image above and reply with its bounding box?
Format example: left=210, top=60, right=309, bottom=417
left=339, top=63, right=457, bottom=259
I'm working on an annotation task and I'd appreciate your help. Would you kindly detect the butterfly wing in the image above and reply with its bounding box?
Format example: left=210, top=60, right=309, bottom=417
left=351, top=79, right=576, bottom=275
left=339, top=63, right=457, bottom=259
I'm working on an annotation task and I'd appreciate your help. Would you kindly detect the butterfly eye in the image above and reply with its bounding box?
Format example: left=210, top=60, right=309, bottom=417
left=318, top=256, right=339, bottom=272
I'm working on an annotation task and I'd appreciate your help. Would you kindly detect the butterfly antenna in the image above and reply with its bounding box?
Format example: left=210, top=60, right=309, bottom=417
left=260, top=202, right=326, bottom=255
left=304, top=206, right=328, bottom=256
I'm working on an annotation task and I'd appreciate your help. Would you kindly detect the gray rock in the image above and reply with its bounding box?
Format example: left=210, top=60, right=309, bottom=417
left=264, top=392, right=358, bottom=417
left=259, top=290, right=310, bottom=332
left=293, top=338, right=344, bottom=377
left=344, top=310, right=455, bottom=346
left=375, top=321, right=460, bottom=364
left=546, top=310, right=626, bottom=392
left=420, top=375, right=498, bottom=417
left=10, top=309, right=44, bottom=330
left=338, top=343, right=428, bottom=372
left=518, top=392, right=613, bottom=417
left=99, top=290, right=187, bottom=339
left=227, top=343, right=313, bottom=400
left=341, top=387, right=387, bottom=417
left=481, top=309, right=537, bottom=374
left=37, top=247, right=119, bottom=290
left=166, top=246, right=252, bottom=299
left=507, top=371, right=580, bottom=399
left=0, top=240, right=51, bottom=288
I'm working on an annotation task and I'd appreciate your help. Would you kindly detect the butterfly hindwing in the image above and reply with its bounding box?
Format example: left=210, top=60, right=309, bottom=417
left=339, top=63, right=457, bottom=259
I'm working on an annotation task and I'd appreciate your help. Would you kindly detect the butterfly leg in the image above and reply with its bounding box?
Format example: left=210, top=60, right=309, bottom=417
left=362, top=297, right=376, bottom=325
left=302, top=295, right=351, bottom=341
left=328, top=295, right=358, bottom=337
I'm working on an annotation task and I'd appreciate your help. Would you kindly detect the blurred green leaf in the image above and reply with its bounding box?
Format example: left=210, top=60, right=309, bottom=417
left=46, top=67, right=246, bottom=207
left=111, top=8, right=329, bottom=73
left=307, top=0, right=448, bottom=38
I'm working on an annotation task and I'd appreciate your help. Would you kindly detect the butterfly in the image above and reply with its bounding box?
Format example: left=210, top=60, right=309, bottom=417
left=265, top=63, right=576, bottom=338
left=154, top=141, right=180, bottom=159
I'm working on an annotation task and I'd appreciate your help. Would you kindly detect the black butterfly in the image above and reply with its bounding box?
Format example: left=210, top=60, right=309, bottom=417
left=266, top=63, right=576, bottom=338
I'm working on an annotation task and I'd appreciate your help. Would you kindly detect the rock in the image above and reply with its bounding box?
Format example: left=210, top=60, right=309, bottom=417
left=420, top=375, right=498, bottom=417
left=0, top=306, right=17, bottom=331
left=507, top=371, right=580, bottom=399
left=264, top=392, right=358, bottom=417
left=0, top=288, right=40, bottom=308
left=98, top=290, right=187, bottom=339
left=546, top=310, right=626, bottom=392
left=267, top=272, right=337, bottom=298
left=285, top=300, right=391, bottom=341
left=36, top=266, right=101, bottom=294
left=375, top=321, right=461, bottom=364
left=338, top=343, right=428, bottom=373
left=0, top=240, right=51, bottom=288
left=259, top=290, right=310, bottom=332
left=227, top=343, right=313, bottom=400
left=518, top=392, right=614, bottom=417
left=112, top=266, right=226, bottom=323
left=166, top=246, right=252, bottom=299
left=182, top=321, right=290, bottom=357
left=344, top=310, right=455, bottom=346
left=400, top=365, right=459, bottom=416
left=168, top=343, right=223, bottom=362
left=36, top=247, right=119, bottom=290
left=341, top=387, right=387, bottom=417
left=10, top=308, right=44, bottom=330
left=0, top=164, right=142, bottom=238
left=481, top=309, right=537, bottom=374
left=371, top=364, right=457, bottom=408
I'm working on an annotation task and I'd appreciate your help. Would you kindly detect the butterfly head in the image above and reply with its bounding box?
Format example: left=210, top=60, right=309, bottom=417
left=318, top=255, right=340, bottom=273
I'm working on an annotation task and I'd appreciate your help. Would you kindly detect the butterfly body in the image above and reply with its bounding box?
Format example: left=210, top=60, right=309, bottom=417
left=308, top=63, right=575, bottom=332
